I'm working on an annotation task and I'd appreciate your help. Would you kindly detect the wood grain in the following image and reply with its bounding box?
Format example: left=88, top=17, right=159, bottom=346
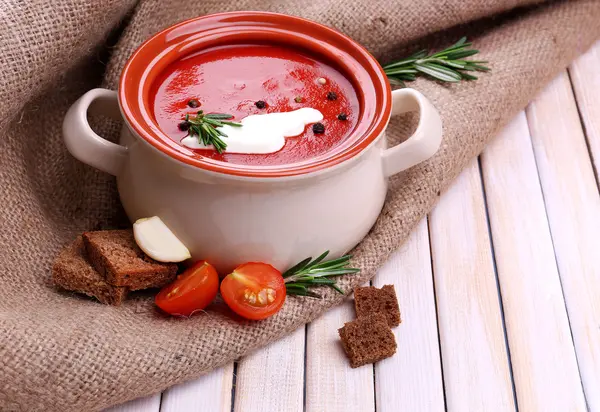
left=160, top=364, right=234, bottom=412
left=373, top=218, right=445, bottom=412
left=233, top=327, right=305, bottom=412
left=429, top=159, right=515, bottom=412
left=526, top=69, right=600, bottom=411
left=480, top=111, right=587, bottom=411
left=305, top=292, right=375, bottom=412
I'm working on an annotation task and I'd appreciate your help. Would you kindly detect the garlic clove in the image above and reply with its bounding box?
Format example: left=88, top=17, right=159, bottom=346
left=133, top=216, right=191, bottom=263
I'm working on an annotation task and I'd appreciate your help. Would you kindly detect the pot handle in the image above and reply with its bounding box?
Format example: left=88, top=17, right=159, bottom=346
left=381, top=88, right=442, bottom=177
left=62, top=88, right=128, bottom=176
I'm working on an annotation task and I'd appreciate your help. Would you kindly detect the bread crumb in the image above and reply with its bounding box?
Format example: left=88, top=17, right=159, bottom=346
left=83, top=230, right=177, bottom=290
left=338, top=313, right=396, bottom=368
left=354, top=285, right=401, bottom=327
left=52, top=237, right=128, bottom=306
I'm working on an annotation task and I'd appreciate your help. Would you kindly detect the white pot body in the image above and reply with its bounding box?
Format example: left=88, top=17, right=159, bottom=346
left=63, top=87, right=442, bottom=271
left=117, top=124, right=388, bottom=271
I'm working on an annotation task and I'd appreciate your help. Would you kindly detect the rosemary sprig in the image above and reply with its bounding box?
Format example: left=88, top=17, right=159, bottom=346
left=283, top=251, right=360, bottom=298
left=182, top=111, right=242, bottom=154
left=383, top=37, right=490, bottom=87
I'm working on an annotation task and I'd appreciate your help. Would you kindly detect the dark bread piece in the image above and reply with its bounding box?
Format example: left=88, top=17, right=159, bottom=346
left=82, top=230, right=177, bottom=290
left=52, top=236, right=128, bottom=306
left=354, top=285, right=401, bottom=327
left=338, top=313, right=397, bottom=368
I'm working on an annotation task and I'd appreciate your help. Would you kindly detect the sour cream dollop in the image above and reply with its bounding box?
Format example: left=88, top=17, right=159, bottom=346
left=181, top=108, right=323, bottom=154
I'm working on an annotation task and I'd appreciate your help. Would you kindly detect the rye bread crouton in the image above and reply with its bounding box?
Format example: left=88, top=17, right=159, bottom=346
left=338, top=313, right=397, bottom=368
left=82, top=230, right=177, bottom=290
left=354, top=285, right=401, bottom=327
left=52, top=236, right=128, bottom=306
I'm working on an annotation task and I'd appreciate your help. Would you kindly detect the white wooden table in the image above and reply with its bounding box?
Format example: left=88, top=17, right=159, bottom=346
left=106, top=40, right=600, bottom=412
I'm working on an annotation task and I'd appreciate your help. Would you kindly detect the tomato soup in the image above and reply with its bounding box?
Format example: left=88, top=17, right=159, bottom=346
left=152, top=44, right=360, bottom=166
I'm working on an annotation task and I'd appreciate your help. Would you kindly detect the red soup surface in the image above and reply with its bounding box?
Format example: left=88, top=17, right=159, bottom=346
left=152, top=44, right=360, bottom=166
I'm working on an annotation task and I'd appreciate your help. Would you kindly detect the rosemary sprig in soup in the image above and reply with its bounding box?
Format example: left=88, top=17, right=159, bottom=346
left=178, top=110, right=242, bottom=154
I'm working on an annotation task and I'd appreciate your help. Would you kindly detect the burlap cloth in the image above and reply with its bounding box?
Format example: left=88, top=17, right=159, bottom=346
left=1, top=0, right=599, bottom=410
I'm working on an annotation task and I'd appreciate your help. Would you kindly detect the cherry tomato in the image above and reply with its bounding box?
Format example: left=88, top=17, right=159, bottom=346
left=220, top=262, right=286, bottom=320
left=155, top=260, right=219, bottom=316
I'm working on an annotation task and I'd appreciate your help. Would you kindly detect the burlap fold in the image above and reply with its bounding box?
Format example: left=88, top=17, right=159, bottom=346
left=1, top=0, right=599, bottom=410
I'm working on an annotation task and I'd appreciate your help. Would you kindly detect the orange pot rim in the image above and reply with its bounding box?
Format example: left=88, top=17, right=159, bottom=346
left=119, top=11, right=392, bottom=178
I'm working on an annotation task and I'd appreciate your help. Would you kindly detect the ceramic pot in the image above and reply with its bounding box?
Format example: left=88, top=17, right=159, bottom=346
left=63, top=11, right=442, bottom=271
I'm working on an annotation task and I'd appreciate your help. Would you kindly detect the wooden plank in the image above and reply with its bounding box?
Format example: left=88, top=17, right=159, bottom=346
left=233, top=326, right=304, bottom=412
left=160, top=364, right=234, bottom=412
left=480, top=111, right=587, bottom=411
left=374, top=218, right=445, bottom=412
left=526, top=69, right=600, bottom=411
left=568, top=43, right=600, bottom=412
left=570, top=41, right=600, bottom=178
left=305, top=291, right=375, bottom=412
left=104, top=394, right=160, bottom=412
left=429, top=159, right=515, bottom=412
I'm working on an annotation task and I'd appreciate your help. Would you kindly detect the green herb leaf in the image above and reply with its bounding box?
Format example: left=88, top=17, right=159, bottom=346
left=460, top=72, right=479, bottom=81
left=415, top=63, right=462, bottom=82
left=445, top=49, right=479, bottom=60
left=181, top=111, right=241, bottom=153
left=282, top=257, right=312, bottom=278
left=284, top=251, right=360, bottom=297
left=205, top=113, right=236, bottom=120
left=383, top=37, right=490, bottom=86
left=383, top=68, right=419, bottom=76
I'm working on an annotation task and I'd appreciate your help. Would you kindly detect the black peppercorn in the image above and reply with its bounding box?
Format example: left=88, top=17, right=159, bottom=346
left=178, top=121, right=190, bottom=131
left=326, top=91, right=338, bottom=101
left=337, top=113, right=348, bottom=121
left=255, top=100, right=267, bottom=109
left=312, top=122, right=325, bottom=134
left=187, top=99, right=200, bottom=108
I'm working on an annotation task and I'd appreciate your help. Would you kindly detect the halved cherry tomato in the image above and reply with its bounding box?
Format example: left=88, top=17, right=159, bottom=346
left=155, top=260, right=219, bottom=316
left=220, top=262, right=286, bottom=320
